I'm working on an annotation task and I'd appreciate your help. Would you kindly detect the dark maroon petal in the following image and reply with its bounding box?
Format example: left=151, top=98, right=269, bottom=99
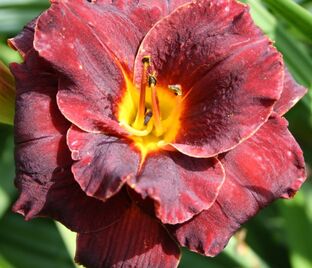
left=11, top=50, right=68, bottom=143
left=95, top=0, right=189, bottom=13
left=128, top=153, right=225, bottom=224
left=274, top=68, right=307, bottom=116
left=14, top=131, right=130, bottom=233
left=8, top=18, right=36, bottom=57
left=135, top=0, right=283, bottom=157
left=11, top=50, right=130, bottom=233
left=171, top=39, right=283, bottom=157
left=14, top=157, right=130, bottom=233
left=171, top=115, right=306, bottom=256
left=34, top=1, right=126, bottom=133
left=67, top=125, right=140, bottom=201
left=76, top=204, right=180, bottom=268
left=135, top=0, right=261, bottom=87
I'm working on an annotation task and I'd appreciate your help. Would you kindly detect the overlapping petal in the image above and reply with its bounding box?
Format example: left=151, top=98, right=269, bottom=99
left=76, top=204, right=180, bottom=268
left=34, top=0, right=184, bottom=134
left=274, top=69, right=307, bottom=116
left=135, top=0, right=283, bottom=157
left=172, top=39, right=283, bottom=157
left=129, top=153, right=225, bottom=224
left=11, top=50, right=130, bottom=233
left=12, top=51, right=68, bottom=142
left=34, top=1, right=126, bottom=133
left=8, top=19, right=36, bottom=57
left=171, top=116, right=306, bottom=256
left=67, top=125, right=140, bottom=201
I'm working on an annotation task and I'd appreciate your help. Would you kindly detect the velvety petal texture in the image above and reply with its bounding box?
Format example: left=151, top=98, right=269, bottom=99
left=12, top=50, right=130, bottom=233
left=34, top=1, right=126, bottom=133
left=67, top=125, right=140, bottom=201
left=135, top=0, right=283, bottom=157
left=274, top=69, right=307, bottom=116
left=76, top=204, right=180, bottom=268
left=129, top=153, right=225, bottom=224
left=8, top=19, right=36, bottom=57
left=172, top=116, right=306, bottom=256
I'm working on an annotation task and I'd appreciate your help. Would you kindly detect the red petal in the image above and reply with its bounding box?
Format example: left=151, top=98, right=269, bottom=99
left=12, top=49, right=130, bottom=233
left=34, top=1, right=128, bottom=133
left=33, top=0, right=170, bottom=133
left=171, top=38, right=283, bottom=157
left=40, top=184, right=131, bottom=233
left=128, top=153, right=225, bottom=224
left=11, top=50, right=69, bottom=143
left=8, top=19, right=36, bottom=57
left=171, top=115, right=306, bottom=256
left=14, top=161, right=130, bottom=233
left=112, top=0, right=190, bottom=15
left=76, top=204, right=180, bottom=268
left=14, top=132, right=130, bottom=233
left=135, top=0, right=283, bottom=157
left=135, top=0, right=261, bottom=87
left=274, top=69, right=307, bottom=116
left=57, top=77, right=127, bottom=135
left=14, top=122, right=130, bottom=233
left=67, top=125, right=140, bottom=201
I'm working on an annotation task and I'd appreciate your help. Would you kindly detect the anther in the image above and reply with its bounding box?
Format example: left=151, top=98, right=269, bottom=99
left=142, top=55, right=151, bottom=65
left=168, top=84, right=182, bottom=96
left=148, top=74, right=157, bottom=87
left=144, top=109, right=153, bottom=126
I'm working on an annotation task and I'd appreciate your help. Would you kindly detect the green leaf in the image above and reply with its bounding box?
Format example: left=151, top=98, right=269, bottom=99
left=0, top=9, right=42, bottom=35
left=279, top=191, right=312, bottom=268
left=56, top=223, right=82, bottom=268
left=0, top=39, right=22, bottom=66
left=263, top=0, right=312, bottom=42
left=180, top=236, right=269, bottom=268
left=0, top=0, right=48, bottom=6
left=0, top=212, right=75, bottom=268
left=0, top=61, right=15, bottom=125
left=0, top=0, right=49, bottom=35
left=0, top=125, right=15, bottom=218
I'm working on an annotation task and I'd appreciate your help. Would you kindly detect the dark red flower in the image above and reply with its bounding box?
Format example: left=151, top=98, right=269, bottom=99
left=10, top=0, right=307, bottom=267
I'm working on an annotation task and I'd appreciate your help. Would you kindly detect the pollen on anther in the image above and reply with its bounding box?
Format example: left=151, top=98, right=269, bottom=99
left=142, top=55, right=151, bottom=65
left=168, top=84, right=182, bottom=96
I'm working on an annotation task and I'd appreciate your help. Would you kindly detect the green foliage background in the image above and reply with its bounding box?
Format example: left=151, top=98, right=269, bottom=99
left=0, top=0, right=311, bottom=267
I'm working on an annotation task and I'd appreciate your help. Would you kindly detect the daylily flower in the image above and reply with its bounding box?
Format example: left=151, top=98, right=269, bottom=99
left=10, top=0, right=307, bottom=267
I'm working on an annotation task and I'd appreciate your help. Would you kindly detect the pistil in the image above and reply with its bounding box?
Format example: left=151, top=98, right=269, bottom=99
left=133, top=56, right=151, bottom=129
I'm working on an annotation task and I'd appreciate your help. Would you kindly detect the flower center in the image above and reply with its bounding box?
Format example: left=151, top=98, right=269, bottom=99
left=118, top=56, right=183, bottom=159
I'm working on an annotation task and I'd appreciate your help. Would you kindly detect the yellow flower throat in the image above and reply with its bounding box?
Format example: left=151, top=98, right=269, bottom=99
left=118, top=56, right=183, bottom=159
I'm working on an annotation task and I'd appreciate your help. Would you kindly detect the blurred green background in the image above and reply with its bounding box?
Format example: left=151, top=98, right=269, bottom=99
left=0, top=0, right=312, bottom=267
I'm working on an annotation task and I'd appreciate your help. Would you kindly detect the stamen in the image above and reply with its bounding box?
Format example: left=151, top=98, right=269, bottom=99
left=133, top=55, right=151, bottom=129
left=168, top=84, right=182, bottom=96
left=149, top=74, right=163, bottom=136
